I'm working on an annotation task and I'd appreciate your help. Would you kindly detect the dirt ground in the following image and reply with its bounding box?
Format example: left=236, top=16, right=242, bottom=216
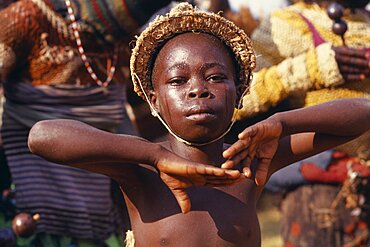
left=257, top=191, right=283, bottom=247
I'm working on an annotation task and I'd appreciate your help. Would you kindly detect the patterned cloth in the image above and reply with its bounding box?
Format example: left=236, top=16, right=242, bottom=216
left=280, top=183, right=369, bottom=247
left=269, top=153, right=370, bottom=247
left=240, top=2, right=370, bottom=246
left=237, top=2, right=370, bottom=120
left=0, top=0, right=151, bottom=243
left=1, top=83, right=136, bottom=241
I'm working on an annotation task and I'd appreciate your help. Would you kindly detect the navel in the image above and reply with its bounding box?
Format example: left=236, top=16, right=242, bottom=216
left=160, top=238, right=170, bottom=246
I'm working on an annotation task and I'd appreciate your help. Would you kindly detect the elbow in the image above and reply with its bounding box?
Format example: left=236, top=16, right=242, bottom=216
left=28, top=120, right=53, bottom=156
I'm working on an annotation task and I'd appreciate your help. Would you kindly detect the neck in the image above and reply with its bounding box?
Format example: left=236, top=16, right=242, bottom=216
left=167, top=135, right=226, bottom=166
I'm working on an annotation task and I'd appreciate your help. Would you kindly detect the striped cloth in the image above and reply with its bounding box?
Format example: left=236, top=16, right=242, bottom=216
left=1, top=82, right=135, bottom=240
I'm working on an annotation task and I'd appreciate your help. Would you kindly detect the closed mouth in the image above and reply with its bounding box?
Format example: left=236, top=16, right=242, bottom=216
left=186, top=106, right=215, bottom=117
left=185, top=106, right=216, bottom=121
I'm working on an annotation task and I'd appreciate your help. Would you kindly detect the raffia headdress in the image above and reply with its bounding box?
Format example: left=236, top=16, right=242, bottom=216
left=130, top=2, right=256, bottom=100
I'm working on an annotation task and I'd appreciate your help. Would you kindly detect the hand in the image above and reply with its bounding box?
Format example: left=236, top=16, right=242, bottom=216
left=155, top=154, right=241, bottom=213
left=333, top=46, right=370, bottom=82
left=222, top=118, right=282, bottom=186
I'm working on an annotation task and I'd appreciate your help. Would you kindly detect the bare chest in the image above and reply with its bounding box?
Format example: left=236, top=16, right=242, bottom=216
left=121, top=172, right=261, bottom=247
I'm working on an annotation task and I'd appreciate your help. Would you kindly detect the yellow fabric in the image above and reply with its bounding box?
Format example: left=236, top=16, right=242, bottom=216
left=305, top=88, right=369, bottom=107
left=253, top=67, right=288, bottom=108
left=305, top=48, right=323, bottom=90
left=237, top=2, right=370, bottom=119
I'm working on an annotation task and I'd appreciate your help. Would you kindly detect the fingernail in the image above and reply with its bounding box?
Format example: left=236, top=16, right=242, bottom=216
left=244, top=170, right=250, bottom=177
left=255, top=178, right=260, bottom=186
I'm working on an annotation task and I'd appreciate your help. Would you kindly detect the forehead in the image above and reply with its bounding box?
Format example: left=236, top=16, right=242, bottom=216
left=162, top=32, right=228, bottom=51
left=152, top=32, right=235, bottom=74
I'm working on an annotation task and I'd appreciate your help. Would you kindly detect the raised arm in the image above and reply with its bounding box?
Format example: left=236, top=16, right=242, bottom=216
left=29, top=119, right=163, bottom=176
left=223, top=98, right=370, bottom=185
left=271, top=98, right=370, bottom=168
left=28, top=119, right=241, bottom=213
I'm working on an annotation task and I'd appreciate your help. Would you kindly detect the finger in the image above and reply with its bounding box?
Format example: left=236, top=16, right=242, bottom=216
left=247, top=142, right=257, bottom=161
left=197, top=165, right=241, bottom=179
left=336, top=55, right=369, bottom=68
left=338, top=65, right=368, bottom=74
left=342, top=73, right=366, bottom=82
left=202, top=168, right=241, bottom=180
left=222, top=138, right=251, bottom=159
left=205, top=173, right=241, bottom=180
left=238, top=127, right=257, bottom=140
left=221, top=159, right=236, bottom=169
left=254, top=158, right=271, bottom=186
left=172, top=188, right=191, bottom=214
left=222, top=169, right=241, bottom=178
left=241, top=156, right=252, bottom=178
left=204, top=179, right=240, bottom=186
left=203, top=166, right=225, bottom=176
left=222, top=148, right=250, bottom=169
left=200, top=165, right=230, bottom=177
left=334, top=46, right=369, bottom=58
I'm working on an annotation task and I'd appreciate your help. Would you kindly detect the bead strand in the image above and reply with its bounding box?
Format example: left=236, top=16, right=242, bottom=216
left=64, top=0, right=117, bottom=87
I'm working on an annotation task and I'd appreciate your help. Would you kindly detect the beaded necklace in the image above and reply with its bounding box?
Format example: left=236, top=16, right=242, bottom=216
left=64, top=0, right=118, bottom=87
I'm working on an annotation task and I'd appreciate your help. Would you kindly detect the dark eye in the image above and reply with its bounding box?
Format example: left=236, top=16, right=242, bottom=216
left=207, top=74, right=226, bottom=83
left=168, top=77, right=187, bottom=86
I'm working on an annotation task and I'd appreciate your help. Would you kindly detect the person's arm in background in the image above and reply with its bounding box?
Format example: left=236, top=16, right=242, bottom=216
left=236, top=6, right=370, bottom=119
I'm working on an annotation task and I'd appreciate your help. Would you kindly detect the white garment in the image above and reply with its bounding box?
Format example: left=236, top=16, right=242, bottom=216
left=228, top=0, right=289, bottom=19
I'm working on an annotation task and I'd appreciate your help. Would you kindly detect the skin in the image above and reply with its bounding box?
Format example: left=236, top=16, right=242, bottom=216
left=28, top=32, right=370, bottom=246
left=332, top=46, right=370, bottom=82
left=319, top=0, right=370, bottom=82
left=150, top=33, right=238, bottom=144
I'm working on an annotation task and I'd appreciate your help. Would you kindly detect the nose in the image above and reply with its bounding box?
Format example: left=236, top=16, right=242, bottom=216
left=188, top=80, right=211, bottom=99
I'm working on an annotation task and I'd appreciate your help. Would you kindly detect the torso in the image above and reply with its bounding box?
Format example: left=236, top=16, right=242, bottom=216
left=117, top=164, right=261, bottom=247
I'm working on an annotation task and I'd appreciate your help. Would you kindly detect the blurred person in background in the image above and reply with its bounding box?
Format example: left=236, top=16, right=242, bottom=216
left=228, top=0, right=289, bottom=20
left=233, top=0, right=370, bottom=246
left=187, top=0, right=259, bottom=35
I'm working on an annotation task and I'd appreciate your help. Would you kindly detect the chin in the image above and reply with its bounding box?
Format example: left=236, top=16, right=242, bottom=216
left=180, top=127, right=227, bottom=144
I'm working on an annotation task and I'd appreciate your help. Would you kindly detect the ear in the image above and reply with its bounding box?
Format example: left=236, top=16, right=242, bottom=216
left=149, top=90, right=160, bottom=116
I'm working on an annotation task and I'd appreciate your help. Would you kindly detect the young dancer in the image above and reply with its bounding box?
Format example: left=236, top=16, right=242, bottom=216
left=28, top=3, right=370, bottom=246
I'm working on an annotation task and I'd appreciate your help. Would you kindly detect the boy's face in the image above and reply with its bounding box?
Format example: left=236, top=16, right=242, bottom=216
left=150, top=32, right=237, bottom=143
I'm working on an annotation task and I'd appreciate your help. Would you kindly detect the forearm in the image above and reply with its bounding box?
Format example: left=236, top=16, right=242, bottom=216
left=273, top=98, right=370, bottom=137
left=28, top=119, right=163, bottom=169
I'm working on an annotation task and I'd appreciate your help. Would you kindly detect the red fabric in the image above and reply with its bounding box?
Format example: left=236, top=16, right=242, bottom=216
left=301, top=152, right=370, bottom=183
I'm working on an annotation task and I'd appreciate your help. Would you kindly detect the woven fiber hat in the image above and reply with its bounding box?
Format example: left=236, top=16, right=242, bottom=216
left=130, top=2, right=256, bottom=100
